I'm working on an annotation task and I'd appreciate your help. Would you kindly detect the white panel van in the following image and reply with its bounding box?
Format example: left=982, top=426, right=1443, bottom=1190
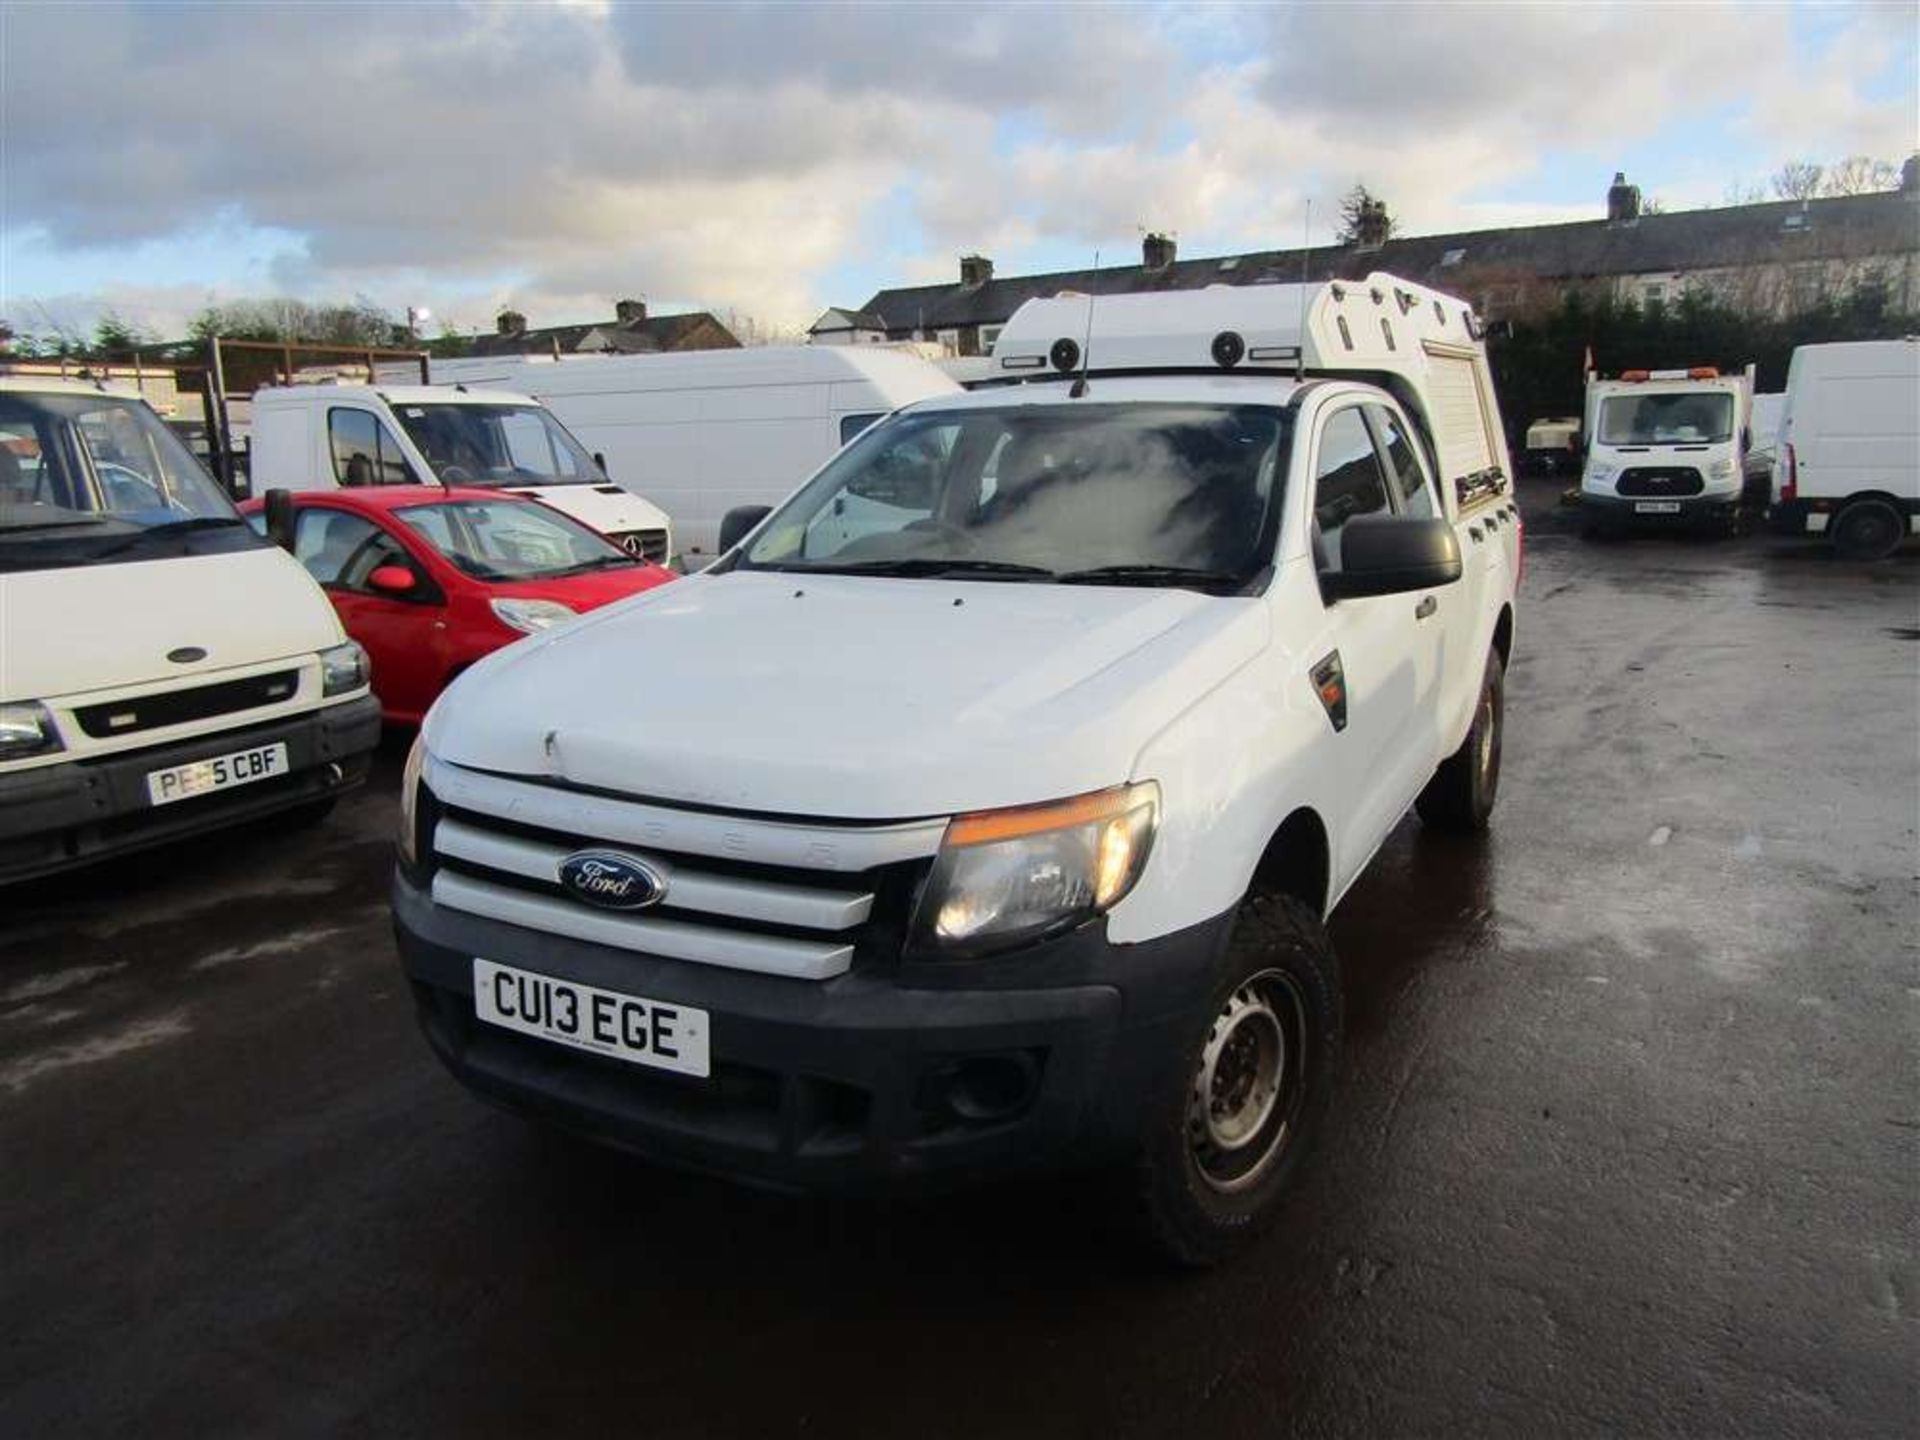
left=0, top=378, right=380, bottom=882
left=1770, top=339, right=1920, bottom=559
left=429, top=347, right=961, bottom=560
left=250, top=385, right=676, bottom=563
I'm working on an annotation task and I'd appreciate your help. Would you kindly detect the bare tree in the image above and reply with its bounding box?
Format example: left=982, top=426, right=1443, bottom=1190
left=1722, top=179, right=1767, bottom=206
left=1822, top=155, right=1898, bottom=195
left=1771, top=161, right=1825, bottom=201
left=718, top=308, right=805, bottom=347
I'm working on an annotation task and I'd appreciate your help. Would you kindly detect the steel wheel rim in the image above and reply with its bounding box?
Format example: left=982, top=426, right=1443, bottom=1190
left=1848, top=508, right=1896, bottom=551
left=1187, top=970, right=1306, bottom=1194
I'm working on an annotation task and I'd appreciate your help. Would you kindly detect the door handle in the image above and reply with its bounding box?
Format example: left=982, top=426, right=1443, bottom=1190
left=1415, top=595, right=1437, bottom=620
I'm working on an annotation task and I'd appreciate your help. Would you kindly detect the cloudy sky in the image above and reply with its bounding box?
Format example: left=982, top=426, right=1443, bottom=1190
left=2, top=0, right=1915, bottom=342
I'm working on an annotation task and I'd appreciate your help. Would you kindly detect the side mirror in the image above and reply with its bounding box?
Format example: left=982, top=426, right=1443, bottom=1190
left=718, top=504, right=772, bottom=554
left=1320, top=516, right=1462, bottom=602
left=263, top=488, right=297, bottom=553
left=1740, top=426, right=1752, bottom=454
left=368, top=564, right=418, bottom=596
left=593, top=451, right=609, bottom=477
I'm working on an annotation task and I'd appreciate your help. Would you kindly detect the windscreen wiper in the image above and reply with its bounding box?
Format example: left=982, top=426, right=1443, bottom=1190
left=0, top=515, right=112, bottom=534
left=1055, top=564, right=1243, bottom=591
left=91, top=515, right=249, bottom=556
left=798, top=558, right=1056, bottom=580
left=550, top=554, right=639, bottom=576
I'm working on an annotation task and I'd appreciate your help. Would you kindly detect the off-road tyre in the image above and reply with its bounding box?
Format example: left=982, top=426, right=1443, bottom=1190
left=1416, top=646, right=1504, bottom=832
left=1131, top=892, right=1342, bottom=1267
left=1831, top=498, right=1905, bottom=561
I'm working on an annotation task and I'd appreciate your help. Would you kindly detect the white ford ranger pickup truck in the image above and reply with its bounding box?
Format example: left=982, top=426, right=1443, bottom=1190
left=391, top=275, right=1522, bottom=1262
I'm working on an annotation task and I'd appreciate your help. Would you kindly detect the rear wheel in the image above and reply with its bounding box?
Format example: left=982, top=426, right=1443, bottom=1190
left=1831, top=498, right=1905, bottom=561
left=1416, top=647, right=1504, bottom=832
left=1131, top=892, right=1342, bottom=1267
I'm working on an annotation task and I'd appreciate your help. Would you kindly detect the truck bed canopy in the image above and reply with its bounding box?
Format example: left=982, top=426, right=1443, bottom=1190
left=990, top=274, right=1508, bottom=499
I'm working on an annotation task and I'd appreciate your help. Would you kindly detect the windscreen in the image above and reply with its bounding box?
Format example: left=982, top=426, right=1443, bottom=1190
left=394, top=403, right=601, bottom=487
left=0, top=390, right=254, bottom=573
left=738, top=402, right=1290, bottom=591
left=394, top=498, right=639, bottom=581
left=1599, top=392, right=1735, bottom=445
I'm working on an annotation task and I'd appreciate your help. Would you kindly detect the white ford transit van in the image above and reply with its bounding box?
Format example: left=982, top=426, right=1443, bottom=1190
left=0, top=378, right=380, bottom=882
left=1580, top=366, right=1753, bottom=535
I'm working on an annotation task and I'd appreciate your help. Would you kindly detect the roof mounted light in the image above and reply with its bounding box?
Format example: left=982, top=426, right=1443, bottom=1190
left=1687, top=367, right=1720, bottom=379
left=1619, top=369, right=1651, bottom=382
left=1049, top=338, right=1081, bottom=374
left=999, top=354, right=1046, bottom=370
left=1247, top=345, right=1300, bottom=363
left=1211, top=331, right=1245, bottom=369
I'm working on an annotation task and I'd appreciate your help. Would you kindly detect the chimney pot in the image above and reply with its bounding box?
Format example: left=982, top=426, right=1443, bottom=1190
left=497, top=310, right=527, bottom=337
left=959, top=254, right=994, bottom=288
left=1353, top=199, right=1391, bottom=250
left=1607, top=171, right=1642, bottom=222
left=1903, top=154, right=1919, bottom=195
left=1142, top=232, right=1177, bottom=271
left=615, top=298, right=647, bottom=325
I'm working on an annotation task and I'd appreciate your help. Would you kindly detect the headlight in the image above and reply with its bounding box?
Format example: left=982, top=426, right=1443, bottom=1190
left=397, top=732, right=427, bottom=869
left=319, top=640, right=370, bottom=697
left=1586, top=462, right=1616, bottom=485
left=0, top=701, right=63, bottom=761
left=1709, top=457, right=1735, bottom=479
left=911, top=782, right=1159, bottom=958
left=491, top=597, right=577, bottom=634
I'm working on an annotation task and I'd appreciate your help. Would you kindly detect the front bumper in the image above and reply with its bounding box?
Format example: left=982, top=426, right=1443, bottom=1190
left=393, top=871, right=1232, bottom=1195
left=1581, top=490, right=1740, bottom=527
left=0, top=694, right=381, bottom=883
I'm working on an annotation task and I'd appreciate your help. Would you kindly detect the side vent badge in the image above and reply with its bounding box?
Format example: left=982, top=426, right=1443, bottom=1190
left=1310, top=651, right=1348, bottom=733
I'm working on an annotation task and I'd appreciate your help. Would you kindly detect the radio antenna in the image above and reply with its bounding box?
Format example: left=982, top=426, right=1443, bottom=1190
left=1071, top=249, right=1099, bottom=398
left=1296, top=200, right=1311, bottom=380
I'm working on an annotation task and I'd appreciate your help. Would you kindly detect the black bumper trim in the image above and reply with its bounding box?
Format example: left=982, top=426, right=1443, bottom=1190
left=0, top=694, right=382, bottom=883
left=1581, top=491, right=1739, bottom=526
left=393, top=871, right=1234, bottom=1195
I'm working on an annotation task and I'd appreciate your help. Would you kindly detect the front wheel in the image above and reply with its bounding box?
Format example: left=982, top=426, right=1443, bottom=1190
left=1831, top=498, right=1906, bottom=561
left=1131, top=892, right=1342, bottom=1267
left=1416, top=646, right=1505, bottom=832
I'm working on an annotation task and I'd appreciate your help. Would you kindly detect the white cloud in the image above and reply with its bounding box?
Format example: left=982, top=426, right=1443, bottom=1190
left=1, top=0, right=1912, bottom=337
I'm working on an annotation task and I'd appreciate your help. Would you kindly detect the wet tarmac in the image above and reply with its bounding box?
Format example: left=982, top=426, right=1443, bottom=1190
left=3, top=481, right=1916, bottom=1438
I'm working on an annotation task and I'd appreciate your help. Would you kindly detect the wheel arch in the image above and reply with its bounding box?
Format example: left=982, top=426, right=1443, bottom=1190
left=1491, top=603, right=1515, bottom=667
left=1251, top=806, right=1331, bottom=919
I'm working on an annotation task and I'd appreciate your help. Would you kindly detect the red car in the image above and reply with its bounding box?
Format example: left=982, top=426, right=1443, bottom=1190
left=242, top=486, right=675, bottom=723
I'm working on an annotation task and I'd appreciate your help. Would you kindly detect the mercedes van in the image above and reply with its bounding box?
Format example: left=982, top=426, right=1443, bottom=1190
left=250, top=384, right=676, bottom=563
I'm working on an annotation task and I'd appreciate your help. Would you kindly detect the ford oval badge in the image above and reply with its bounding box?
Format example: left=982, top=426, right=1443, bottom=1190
left=558, top=850, right=666, bottom=910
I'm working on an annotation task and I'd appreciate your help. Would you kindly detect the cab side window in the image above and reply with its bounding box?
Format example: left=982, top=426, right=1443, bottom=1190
left=329, top=409, right=414, bottom=486
left=1367, top=404, right=1439, bottom=520
left=293, top=509, right=410, bottom=592
left=1311, top=407, right=1392, bottom=571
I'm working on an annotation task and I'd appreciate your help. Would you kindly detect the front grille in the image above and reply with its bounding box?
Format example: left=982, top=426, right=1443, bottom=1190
left=73, top=669, right=301, bottom=739
left=1617, top=466, right=1704, bottom=497
left=611, top=529, right=670, bottom=563
left=429, top=799, right=927, bottom=981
